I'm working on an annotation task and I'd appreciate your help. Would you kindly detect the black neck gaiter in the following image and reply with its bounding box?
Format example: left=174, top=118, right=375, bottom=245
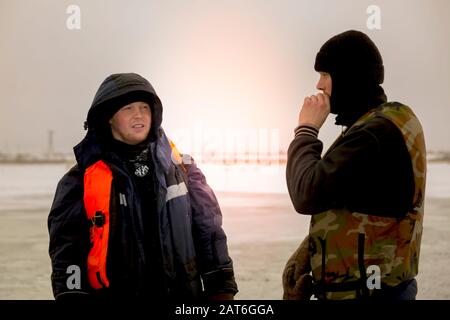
left=332, top=83, right=387, bottom=127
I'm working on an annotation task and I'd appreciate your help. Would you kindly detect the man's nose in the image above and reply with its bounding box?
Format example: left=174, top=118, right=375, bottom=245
left=316, top=80, right=322, bottom=91
left=133, top=107, right=144, bottom=118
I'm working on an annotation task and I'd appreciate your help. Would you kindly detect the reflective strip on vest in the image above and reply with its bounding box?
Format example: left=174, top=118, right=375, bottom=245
left=84, top=160, right=112, bottom=289
left=166, top=182, right=188, bottom=202
left=309, top=102, right=427, bottom=300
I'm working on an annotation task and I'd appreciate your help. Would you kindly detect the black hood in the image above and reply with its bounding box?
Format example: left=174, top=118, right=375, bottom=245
left=314, top=30, right=387, bottom=127
left=74, top=73, right=164, bottom=169
left=85, top=73, right=163, bottom=140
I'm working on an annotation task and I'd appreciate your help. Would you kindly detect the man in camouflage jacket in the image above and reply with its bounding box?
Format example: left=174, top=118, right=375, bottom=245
left=284, top=30, right=426, bottom=300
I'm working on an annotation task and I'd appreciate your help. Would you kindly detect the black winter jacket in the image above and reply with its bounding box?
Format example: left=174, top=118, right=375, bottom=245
left=48, top=73, right=237, bottom=300
left=48, top=129, right=238, bottom=300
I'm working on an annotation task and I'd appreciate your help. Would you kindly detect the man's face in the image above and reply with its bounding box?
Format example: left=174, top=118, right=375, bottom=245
left=109, top=101, right=152, bottom=145
left=316, top=72, right=332, bottom=97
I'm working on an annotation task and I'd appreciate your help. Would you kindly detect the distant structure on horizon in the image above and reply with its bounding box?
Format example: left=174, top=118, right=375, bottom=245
left=0, top=130, right=72, bottom=164
left=0, top=130, right=448, bottom=165
left=427, top=151, right=450, bottom=163
left=194, top=150, right=287, bottom=165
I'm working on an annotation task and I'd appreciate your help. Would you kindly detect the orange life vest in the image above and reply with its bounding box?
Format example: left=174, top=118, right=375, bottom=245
left=83, top=160, right=112, bottom=289
left=82, top=141, right=186, bottom=289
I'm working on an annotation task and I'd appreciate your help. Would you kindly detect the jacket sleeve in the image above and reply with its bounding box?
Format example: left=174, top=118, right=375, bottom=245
left=48, top=165, right=91, bottom=300
left=286, top=125, right=379, bottom=215
left=184, top=158, right=238, bottom=297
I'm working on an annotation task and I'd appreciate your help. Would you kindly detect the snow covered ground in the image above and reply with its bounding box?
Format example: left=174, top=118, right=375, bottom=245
left=0, top=162, right=449, bottom=299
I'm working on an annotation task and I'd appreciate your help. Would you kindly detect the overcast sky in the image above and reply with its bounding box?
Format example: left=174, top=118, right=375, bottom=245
left=0, top=0, right=449, bottom=156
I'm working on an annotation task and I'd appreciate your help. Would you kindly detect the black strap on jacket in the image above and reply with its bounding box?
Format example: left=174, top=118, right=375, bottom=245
left=313, top=234, right=370, bottom=299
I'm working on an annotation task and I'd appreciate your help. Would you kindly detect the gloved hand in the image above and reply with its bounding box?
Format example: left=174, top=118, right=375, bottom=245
left=282, top=235, right=313, bottom=300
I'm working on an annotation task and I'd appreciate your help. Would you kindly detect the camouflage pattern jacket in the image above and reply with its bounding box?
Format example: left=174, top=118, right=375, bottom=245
left=286, top=102, right=426, bottom=299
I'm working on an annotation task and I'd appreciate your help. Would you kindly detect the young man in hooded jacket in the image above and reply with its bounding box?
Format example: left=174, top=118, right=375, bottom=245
left=48, top=73, right=238, bottom=300
left=284, top=30, right=426, bottom=300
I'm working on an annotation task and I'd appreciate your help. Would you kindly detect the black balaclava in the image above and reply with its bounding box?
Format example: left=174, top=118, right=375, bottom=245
left=314, top=30, right=387, bottom=127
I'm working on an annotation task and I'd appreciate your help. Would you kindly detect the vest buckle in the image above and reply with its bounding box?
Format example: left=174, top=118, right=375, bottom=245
left=91, top=211, right=105, bottom=227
